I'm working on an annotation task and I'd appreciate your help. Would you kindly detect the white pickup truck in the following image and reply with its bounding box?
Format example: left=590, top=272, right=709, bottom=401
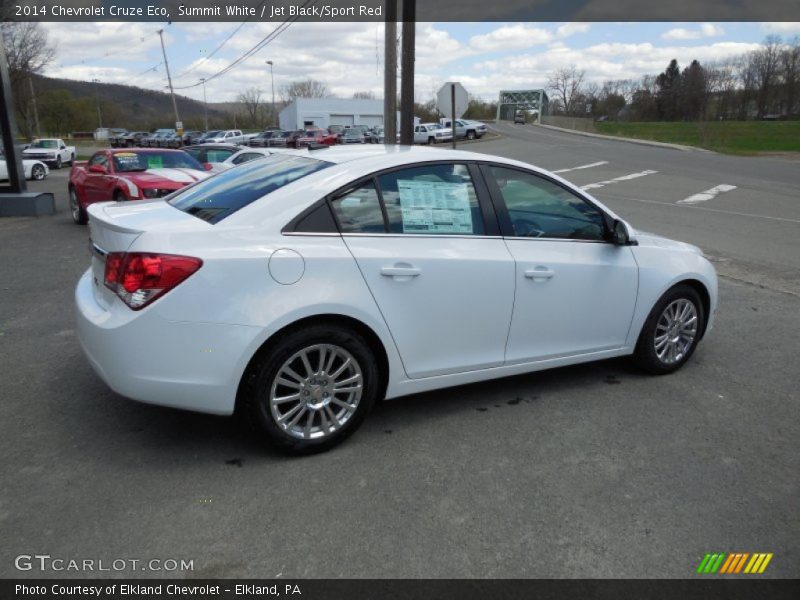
left=22, top=138, right=76, bottom=169
left=201, top=129, right=256, bottom=145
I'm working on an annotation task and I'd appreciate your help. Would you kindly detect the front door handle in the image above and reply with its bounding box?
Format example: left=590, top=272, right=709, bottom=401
left=381, top=265, right=421, bottom=278
left=524, top=268, right=555, bottom=280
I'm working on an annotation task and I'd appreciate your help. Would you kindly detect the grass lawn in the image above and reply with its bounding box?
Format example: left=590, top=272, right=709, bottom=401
left=594, top=121, right=800, bottom=155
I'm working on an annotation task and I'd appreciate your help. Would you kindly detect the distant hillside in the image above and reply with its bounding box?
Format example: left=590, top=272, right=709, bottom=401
left=29, top=74, right=229, bottom=132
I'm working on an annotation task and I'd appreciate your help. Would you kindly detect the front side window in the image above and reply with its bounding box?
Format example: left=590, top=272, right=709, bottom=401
left=231, top=152, right=264, bottom=165
left=170, top=155, right=331, bottom=224
left=377, top=163, right=485, bottom=235
left=489, top=166, right=606, bottom=241
left=330, top=182, right=385, bottom=233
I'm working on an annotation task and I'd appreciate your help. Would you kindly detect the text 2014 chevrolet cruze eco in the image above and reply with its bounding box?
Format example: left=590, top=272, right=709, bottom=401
left=75, top=145, right=717, bottom=453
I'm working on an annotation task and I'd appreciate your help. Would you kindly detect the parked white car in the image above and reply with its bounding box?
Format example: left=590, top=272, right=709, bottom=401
left=413, top=123, right=453, bottom=144
left=22, top=138, right=75, bottom=169
left=442, top=119, right=488, bottom=140
left=76, top=146, right=717, bottom=453
left=201, top=129, right=248, bottom=145
left=214, top=147, right=299, bottom=172
left=0, top=149, right=48, bottom=181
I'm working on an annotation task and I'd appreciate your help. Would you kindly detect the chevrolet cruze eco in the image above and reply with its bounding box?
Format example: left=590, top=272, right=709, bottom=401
left=76, top=146, right=718, bottom=453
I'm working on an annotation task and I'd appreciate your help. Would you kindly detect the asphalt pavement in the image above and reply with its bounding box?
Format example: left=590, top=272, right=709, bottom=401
left=0, top=131, right=797, bottom=579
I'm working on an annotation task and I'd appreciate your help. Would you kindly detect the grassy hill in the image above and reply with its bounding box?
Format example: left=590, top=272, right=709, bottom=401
left=30, top=74, right=230, bottom=133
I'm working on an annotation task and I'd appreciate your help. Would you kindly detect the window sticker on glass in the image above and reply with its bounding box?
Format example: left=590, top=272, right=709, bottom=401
left=397, top=180, right=473, bottom=233
left=146, top=155, right=164, bottom=169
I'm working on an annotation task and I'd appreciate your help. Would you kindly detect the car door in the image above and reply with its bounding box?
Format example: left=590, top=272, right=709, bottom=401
left=482, top=164, right=639, bottom=364
left=83, top=153, right=113, bottom=202
left=332, top=162, right=515, bottom=379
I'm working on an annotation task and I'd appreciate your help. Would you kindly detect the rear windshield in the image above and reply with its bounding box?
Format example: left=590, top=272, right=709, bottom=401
left=169, top=155, right=332, bottom=224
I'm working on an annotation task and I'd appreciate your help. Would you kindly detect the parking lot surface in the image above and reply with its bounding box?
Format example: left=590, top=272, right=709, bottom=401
left=0, top=131, right=797, bottom=578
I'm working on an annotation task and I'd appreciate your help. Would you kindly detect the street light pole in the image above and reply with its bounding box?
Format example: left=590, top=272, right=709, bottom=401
left=200, top=78, right=208, bottom=131
left=157, top=28, right=181, bottom=132
left=266, top=60, right=275, bottom=127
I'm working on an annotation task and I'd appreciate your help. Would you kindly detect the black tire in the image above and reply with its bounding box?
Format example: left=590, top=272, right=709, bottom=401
left=69, top=153, right=75, bottom=166
left=113, top=190, right=125, bottom=202
left=31, top=164, right=46, bottom=181
left=633, top=284, right=705, bottom=375
left=55, top=156, right=62, bottom=169
left=466, top=130, right=476, bottom=140
left=427, top=136, right=435, bottom=145
left=243, top=324, right=380, bottom=454
left=69, top=186, right=87, bottom=225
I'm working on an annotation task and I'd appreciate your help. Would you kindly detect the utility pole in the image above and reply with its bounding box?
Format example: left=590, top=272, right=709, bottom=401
left=399, top=0, right=415, bottom=145
left=200, top=78, right=208, bottom=131
left=266, top=60, right=276, bottom=127
left=91, top=78, right=102, bottom=128
left=383, top=0, right=397, bottom=144
left=157, top=28, right=181, bottom=132
left=28, top=75, right=40, bottom=138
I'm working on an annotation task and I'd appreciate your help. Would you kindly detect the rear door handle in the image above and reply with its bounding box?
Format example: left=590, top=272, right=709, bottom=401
left=524, top=268, right=555, bottom=280
left=381, top=266, right=421, bottom=278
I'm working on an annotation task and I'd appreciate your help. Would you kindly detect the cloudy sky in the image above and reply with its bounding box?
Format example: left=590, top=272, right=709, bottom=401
left=41, top=21, right=800, bottom=103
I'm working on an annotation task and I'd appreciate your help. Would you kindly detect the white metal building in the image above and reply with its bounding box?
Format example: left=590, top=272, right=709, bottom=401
left=279, top=98, right=384, bottom=130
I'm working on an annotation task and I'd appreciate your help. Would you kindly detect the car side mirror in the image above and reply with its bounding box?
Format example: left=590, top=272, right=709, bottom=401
left=60, top=145, right=66, bottom=150
left=202, top=163, right=213, bottom=171
left=611, top=219, right=634, bottom=246
left=88, top=164, right=107, bottom=174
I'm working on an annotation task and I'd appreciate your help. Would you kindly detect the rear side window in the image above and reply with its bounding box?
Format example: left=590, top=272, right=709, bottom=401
left=170, top=155, right=331, bottom=224
left=330, top=182, right=385, bottom=233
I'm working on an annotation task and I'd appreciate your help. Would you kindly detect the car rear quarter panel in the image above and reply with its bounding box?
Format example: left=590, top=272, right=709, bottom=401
left=127, top=228, right=406, bottom=406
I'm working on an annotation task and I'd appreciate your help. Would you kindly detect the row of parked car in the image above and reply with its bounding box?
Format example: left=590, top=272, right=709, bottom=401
left=107, top=120, right=488, bottom=151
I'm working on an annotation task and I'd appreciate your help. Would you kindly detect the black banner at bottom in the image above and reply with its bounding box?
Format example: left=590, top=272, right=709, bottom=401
left=2, top=579, right=799, bottom=600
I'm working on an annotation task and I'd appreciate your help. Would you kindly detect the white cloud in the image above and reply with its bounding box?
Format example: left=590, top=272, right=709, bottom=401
left=556, top=23, right=591, bottom=38
left=760, top=22, right=800, bottom=35
left=662, top=23, right=725, bottom=40
left=469, top=24, right=552, bottom=52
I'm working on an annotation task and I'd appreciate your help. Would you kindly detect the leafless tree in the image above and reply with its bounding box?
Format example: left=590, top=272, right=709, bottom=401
left=237, top=87, right=263, bottom=128
left=352, top=90, right=376, bottom=99
left=279, top=79, right=329, bottom=103
left=0, top=22, right=56, bottom=136
left=752, top=35, right=782, bottom=117
left=547, top=66, right=586, bottom=116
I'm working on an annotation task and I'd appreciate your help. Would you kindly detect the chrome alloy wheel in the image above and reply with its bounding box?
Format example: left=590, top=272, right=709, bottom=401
left=69, top=188, right=80, bottom=222
left=269, top=344, right=363, bottom=440
left=654, top=299, right=698, bottom=364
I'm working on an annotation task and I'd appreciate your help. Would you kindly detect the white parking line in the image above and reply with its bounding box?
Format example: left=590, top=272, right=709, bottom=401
left=552, top=161, right=609, bottom=174
left=677, top=184, right=737, bottom=205
left=581, top=170, right=658, bottom=190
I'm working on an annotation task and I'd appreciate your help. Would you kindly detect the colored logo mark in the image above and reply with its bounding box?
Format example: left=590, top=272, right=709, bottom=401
left=697, top=553, right=773, bottom=574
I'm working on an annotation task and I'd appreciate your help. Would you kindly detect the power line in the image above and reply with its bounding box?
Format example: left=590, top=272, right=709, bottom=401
left=172, top=2, right=266, bottom=81
left=172, top=0, right=316, bottom=91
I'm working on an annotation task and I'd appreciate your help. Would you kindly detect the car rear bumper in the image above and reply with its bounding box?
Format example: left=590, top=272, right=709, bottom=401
left=75, top=268, right=263, bottom=415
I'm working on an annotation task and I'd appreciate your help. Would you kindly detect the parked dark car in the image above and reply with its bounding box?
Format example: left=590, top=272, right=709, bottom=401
left=108, top=129, right=130, bottom=148
left=248, top=131, right=280, bottom=147
left=119, top=131, right=150, bottom=147
left=182, top=130, right=205, bottom=145
left=196, top=130, right=222, bottom=144
left=268, top=130, right=303, bottom=148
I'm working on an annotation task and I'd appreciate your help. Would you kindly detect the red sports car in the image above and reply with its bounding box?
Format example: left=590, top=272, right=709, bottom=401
left=68, top=149, right=210, bottom=224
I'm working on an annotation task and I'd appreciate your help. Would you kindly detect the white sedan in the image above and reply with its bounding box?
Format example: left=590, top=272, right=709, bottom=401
left=213, top=147, right=298, bottom=172
left=76, top=146, right=717, bottom=453
left=0, top=150, right=49, bottom=181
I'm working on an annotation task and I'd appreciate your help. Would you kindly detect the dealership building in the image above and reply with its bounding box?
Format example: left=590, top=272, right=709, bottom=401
left=279, top=98, right=385, bottom=130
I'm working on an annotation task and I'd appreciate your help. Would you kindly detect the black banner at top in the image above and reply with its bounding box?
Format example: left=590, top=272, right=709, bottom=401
left=2, top=0, right=800, bottom=22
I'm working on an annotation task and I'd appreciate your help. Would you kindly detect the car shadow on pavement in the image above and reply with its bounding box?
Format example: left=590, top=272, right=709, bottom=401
left=51, top=353, right=648, bottom=464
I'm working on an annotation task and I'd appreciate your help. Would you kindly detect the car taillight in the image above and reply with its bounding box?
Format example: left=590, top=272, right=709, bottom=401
left=104, top=252, right=202, bottom=310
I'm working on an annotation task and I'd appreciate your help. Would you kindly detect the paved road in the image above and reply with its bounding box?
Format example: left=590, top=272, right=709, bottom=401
left=0, top=135, right=797, bottom=579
